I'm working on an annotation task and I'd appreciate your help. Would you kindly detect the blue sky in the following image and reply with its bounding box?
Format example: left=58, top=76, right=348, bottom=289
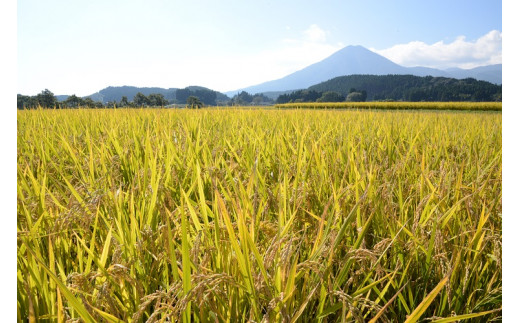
left=17, top=0, right=502, bottom=96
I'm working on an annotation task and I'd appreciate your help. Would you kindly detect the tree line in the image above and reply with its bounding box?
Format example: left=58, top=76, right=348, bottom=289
left=307, top=74, right=502, bottom=102
left=276, top=88, right=367, bottom=104
left=17, top=89, right=276, bottom=109
left=228, top=91, right=274, bottom=105
left=17, top=89, right=172, bottom=109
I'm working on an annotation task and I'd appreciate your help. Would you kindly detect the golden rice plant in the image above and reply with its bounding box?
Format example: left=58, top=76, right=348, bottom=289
left=275, top=101, right=502, bottom=111
left=17, top=107, right=501, bottom=322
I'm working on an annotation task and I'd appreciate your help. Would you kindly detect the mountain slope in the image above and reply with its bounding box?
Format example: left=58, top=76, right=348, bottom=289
left=229, top=45, right=501, bottom=95
left=232, top=46, right=411, bottom=94
left=444, top=64, right=502, bottom=85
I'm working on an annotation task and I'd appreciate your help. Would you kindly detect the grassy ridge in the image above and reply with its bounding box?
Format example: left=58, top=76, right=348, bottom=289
left=17, top=108, right=502, bottom=322
left=275, top=101, right=502, bottom=111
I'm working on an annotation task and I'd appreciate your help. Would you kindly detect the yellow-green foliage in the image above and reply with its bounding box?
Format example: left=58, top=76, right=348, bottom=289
left=17, top=108, right=501, bottom=322
left=276, top=101, right=502, bottom=111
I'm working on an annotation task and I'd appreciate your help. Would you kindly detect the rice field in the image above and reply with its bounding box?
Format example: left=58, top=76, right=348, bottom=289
left=17, top=107, right=502, bottom=322
left=275, top=102, right=502, bottom=111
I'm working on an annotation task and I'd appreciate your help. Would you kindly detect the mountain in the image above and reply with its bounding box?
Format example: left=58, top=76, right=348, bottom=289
left=183, top=86, right=230, bottom=102
left=228, top=45, right=501, bottom=95
left=56, top=95, right=70, bottom=102
left=86, top=86, right=177, bottom=103
left=84, top=85, right=229, bottom=104
left=444, top=64, right=502, bottom=85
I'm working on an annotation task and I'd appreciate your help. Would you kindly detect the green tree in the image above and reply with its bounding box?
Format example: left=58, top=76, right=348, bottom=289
left=36, top=89, right=57, bottom=108
left=107, top=100, right=118, bottom=108
left=229, top=91, right=254, bottom=105
left=317, top=91, right=344, bottom=102
left=120, top=96, right=129, bottom=107
left=237, top=91, right=253, bottom=104
left=134, top=92, right=149, bottom=106
left=64, top=94, right=83, bottom=108
left=346, top=91, right=367, bottom=102
left=186, top=96, right=203, bottom=109
left=148, top=93, right=168, bottom=106
left=17, top=94, right=36, bottom=109
left=276, top=90, right=321, bottom=104
left=83, top=98, right=96, bottom=108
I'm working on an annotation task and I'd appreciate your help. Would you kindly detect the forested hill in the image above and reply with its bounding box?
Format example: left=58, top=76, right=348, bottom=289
left=87, top=86, right=176, bottom=103
left=87, top=85, right=230, bottom=104
left=307, top=74, right=502, bottom=102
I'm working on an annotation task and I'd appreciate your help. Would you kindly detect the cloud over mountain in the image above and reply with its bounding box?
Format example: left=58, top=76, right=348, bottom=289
left=372, top=30, right=502, bottom=69
left=303, top=24, right=328, bottom=43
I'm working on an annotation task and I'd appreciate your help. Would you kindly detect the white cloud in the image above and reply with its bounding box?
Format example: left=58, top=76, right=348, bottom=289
left=303, top=24, right=327, bottom=43
left=372, top=30, right=502, bottom=69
